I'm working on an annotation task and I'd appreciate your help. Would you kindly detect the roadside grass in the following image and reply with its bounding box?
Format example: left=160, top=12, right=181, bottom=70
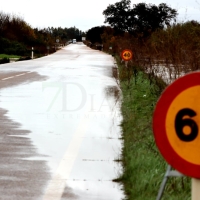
left=116, top=59, right=191, bottom=200
left=0, top=54, right=20, bottom=59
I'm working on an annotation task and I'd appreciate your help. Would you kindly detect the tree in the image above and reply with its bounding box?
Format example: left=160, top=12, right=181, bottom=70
left=86, top=26, right=105, bottom=43
left=103, top=0, right=132, bottom=33
left=103, top=1, right=177, bottom=36
left=0, top=11, right=9, bottom=36
left=0, top=11, right=85, bottom=55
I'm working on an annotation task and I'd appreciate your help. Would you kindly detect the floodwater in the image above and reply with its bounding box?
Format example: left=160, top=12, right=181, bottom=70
left=0, top=43, right=124, bottom=199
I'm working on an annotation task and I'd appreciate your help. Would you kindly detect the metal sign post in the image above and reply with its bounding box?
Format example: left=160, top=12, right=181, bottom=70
left=55, top=39, right=59, bottom=51
left=121, top=59, right=128, bottom=67
left=192, top=179, right=200, bottom=200
left=156, top=165, right=184, bottom=200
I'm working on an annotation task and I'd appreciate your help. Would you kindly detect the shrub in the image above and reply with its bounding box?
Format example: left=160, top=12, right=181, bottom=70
left=17, top=56, right=31, bottom=61
left=0, top=37, right=27, bottom=55
left=0, top=57, right=10, bottom=64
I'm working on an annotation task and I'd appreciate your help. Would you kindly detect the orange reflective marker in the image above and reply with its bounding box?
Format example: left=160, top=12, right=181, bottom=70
left=153, top=72, right=200, bottom=178
left=121, top=49, right=133, bottom=61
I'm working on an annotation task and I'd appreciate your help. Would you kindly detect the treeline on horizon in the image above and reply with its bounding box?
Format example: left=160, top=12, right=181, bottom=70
left=0, top=11, right=85, bottom=57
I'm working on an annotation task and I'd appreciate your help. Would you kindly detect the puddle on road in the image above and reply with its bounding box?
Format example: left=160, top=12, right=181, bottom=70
left=61, top=186, right=79, bottom=200
left=0, top=71, right=47, bottom=89
left=105, top=85, right=120, bottom=100
left=0, top=71, right=50, bottom=199
left=0, top=108, right=50, bottom=199
left=112, top=67, right=118, bottom=79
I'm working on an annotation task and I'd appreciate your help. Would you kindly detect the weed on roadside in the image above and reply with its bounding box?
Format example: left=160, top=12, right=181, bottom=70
left=117, top=62, right=191, bottom=200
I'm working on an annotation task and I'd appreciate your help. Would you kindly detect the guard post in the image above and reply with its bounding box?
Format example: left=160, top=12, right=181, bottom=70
left=31, top=47, right=34, bottom=59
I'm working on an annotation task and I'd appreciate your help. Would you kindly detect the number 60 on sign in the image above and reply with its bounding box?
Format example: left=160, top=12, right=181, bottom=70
left=153, top=72, right=200, bottom=178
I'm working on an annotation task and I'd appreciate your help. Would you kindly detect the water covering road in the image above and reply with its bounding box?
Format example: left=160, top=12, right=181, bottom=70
left=0, top=43, right=124, bottom=199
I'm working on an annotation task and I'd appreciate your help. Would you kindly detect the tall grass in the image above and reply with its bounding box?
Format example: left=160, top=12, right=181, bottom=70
left=0, top=54, right=20, bottom=58
left=116, top=57, right=191, bottom=199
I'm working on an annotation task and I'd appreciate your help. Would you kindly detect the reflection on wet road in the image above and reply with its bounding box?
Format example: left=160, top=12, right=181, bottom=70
left=0, top=43, right=124, bottom=199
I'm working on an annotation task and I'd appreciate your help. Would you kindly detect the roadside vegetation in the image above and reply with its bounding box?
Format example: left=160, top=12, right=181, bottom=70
left=115, top=57, right=191, bottom=200
left=0, top=11, right=85, bottom=61
left=0, top=54, right=20, bottom=59
left=85, top=0, right=200, bottom=199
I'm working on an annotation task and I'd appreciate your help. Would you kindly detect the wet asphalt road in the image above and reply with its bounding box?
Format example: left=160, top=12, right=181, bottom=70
left=0, top=43, right=124, bottom=199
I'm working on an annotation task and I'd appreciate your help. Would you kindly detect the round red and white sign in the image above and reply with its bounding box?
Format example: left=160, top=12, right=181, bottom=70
left=121, top=49, right=133, bottom=61
left=153, top=72, right=200, bottom=178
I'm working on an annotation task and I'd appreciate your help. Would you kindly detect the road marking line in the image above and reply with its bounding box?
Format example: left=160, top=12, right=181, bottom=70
left=1, top=76, right=15, bottom=80
left=43, top=114, right=90, bottom=200
left=15, top=73, right=26, bottom=77
left=1, top=71, right=32, bottom=80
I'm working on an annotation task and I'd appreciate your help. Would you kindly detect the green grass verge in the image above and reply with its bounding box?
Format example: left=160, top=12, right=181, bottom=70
left=0, top=54, right=20, bottom=58
left=117, top=60, right=191, bottom=200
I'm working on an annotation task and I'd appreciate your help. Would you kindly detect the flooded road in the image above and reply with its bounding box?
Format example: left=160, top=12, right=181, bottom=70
left=0, top=43, right=124, bottom=199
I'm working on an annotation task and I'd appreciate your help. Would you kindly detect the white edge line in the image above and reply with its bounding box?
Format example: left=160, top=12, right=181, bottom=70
left=15, top=73, right=26, bottom=77
left=1, top=76, right=15, bottom=80
left=1, top=71, right=33, bottom=80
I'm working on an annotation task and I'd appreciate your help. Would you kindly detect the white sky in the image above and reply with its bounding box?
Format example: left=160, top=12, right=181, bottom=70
left=1, top=0, right=200, bottom=32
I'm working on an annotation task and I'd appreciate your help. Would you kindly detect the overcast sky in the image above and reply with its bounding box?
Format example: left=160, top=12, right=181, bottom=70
left=1, top=0, right=200, bottom=32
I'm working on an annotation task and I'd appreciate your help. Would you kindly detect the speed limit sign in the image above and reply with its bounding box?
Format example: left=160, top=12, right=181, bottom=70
left=153, top=72, right=200, bottom=178
left=121, top=49, right=133, bottom=61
